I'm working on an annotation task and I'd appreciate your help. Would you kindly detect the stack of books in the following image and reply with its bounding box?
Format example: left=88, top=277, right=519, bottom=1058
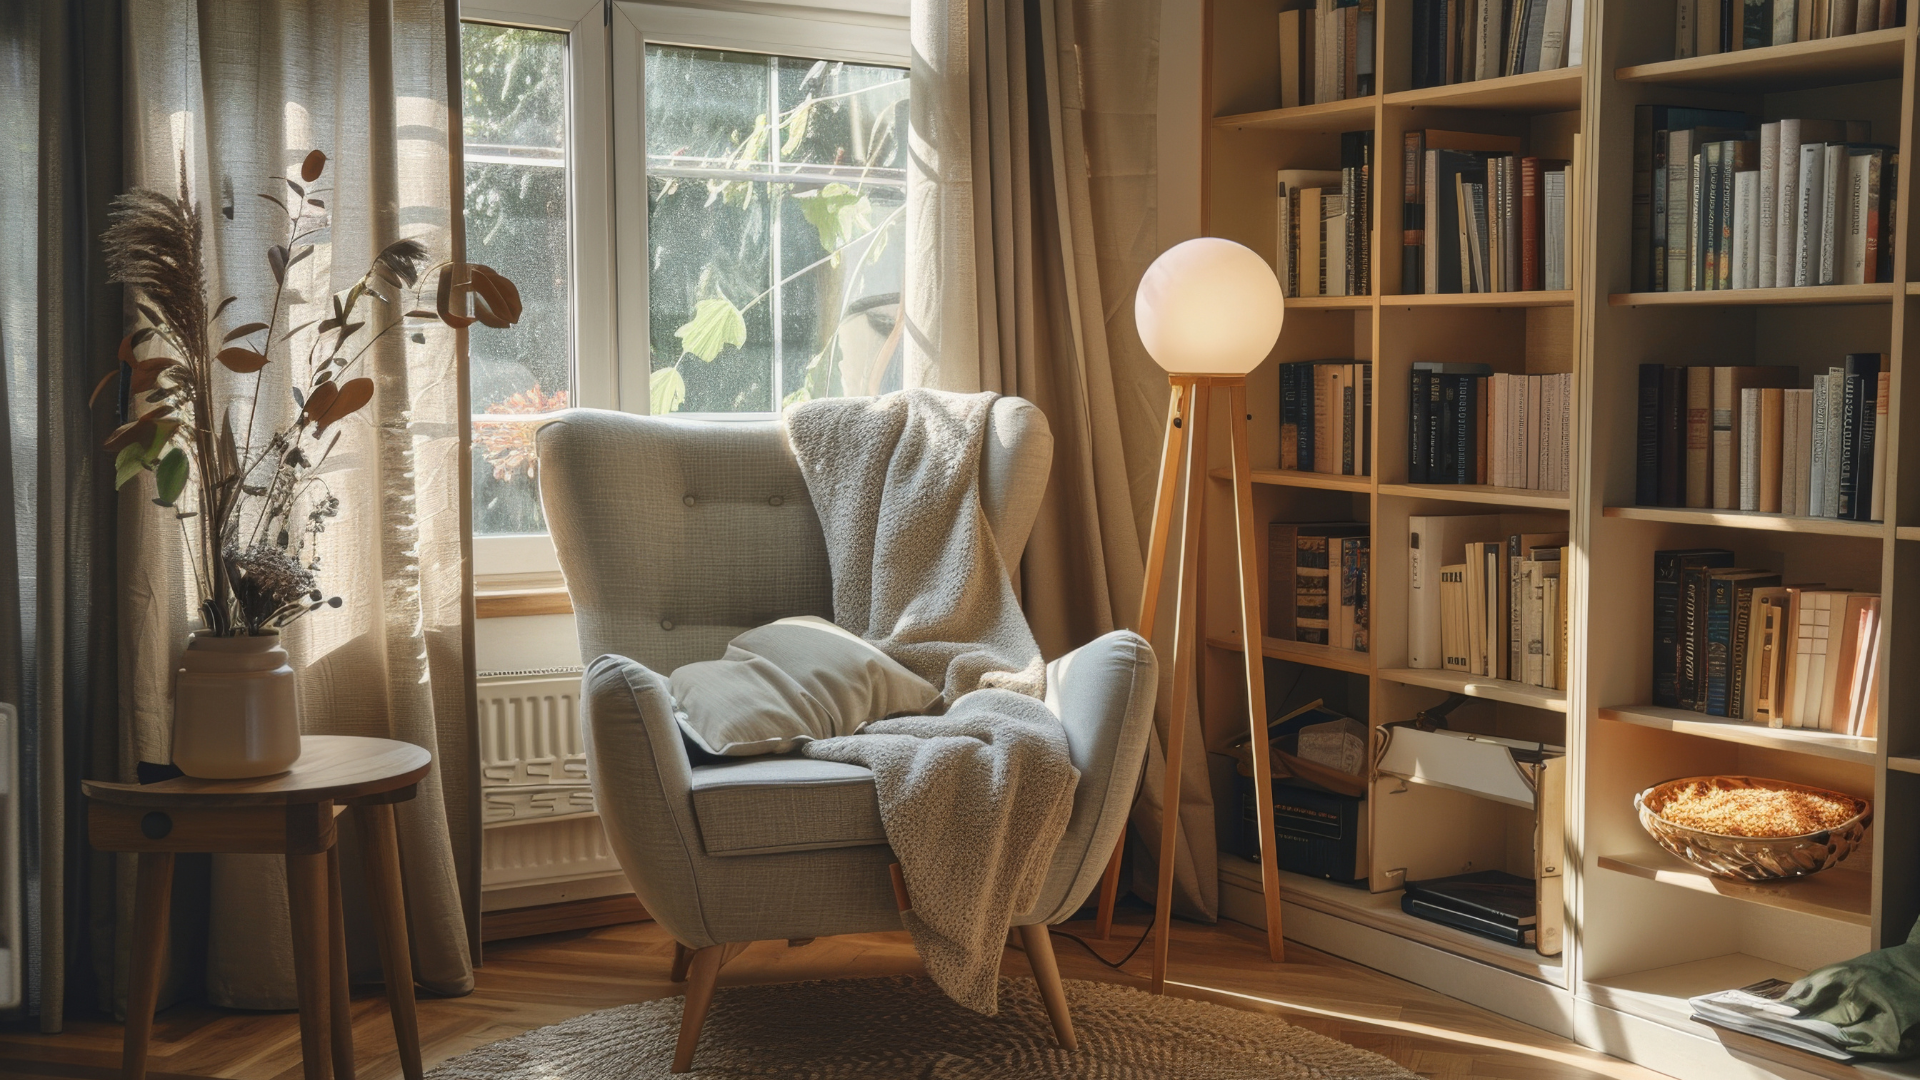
left=1406, top=0, right=1584, bottom=89
left=1275, top=133, right=1374, bottom=298
left=1408, top=363, right=1571, bottom=490
left=1653, top=548, right=1880, bottom=734
left=1280, top=360, right=1373, bottom=475
left=1690, top=980, right=1855, bottom=1062
left=1276, top=0, right=1377, bottom=107
left=1630, top=108, right=1894, bottom=292
left=1634, top=359, right=1886, bottom=521
left=1400, top=870, right=1540, bottom=948
left=1406, top=129, right=1575, bottom=294
left=1408, top=515, right=1568, bottom=688
left=1268, top=522, right=1371, bottom=652
left=1674, top=0, right=1901, bottom=60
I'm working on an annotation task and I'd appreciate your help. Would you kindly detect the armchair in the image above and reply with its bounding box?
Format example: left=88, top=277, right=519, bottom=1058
left=538, top=399, right=1156, bottom=1072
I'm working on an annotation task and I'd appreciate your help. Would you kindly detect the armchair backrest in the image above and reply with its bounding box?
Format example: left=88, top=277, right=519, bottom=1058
left=537, top=398, right=1052, bottom=673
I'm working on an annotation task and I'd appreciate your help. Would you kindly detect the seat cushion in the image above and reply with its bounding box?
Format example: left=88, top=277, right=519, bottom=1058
left=688, top=756, right=888, bottom=856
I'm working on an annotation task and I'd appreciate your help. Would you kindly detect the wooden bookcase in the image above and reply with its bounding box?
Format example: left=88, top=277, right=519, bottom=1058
left=1198, top=2, right=1920, bottom=1077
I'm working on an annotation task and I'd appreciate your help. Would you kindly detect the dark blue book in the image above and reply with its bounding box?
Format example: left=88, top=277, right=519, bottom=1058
left=1654, top=549, right=1734, bottom=708
left=1636, top=364, right=1663, bottom=505
left=1281, top=363, right=1302, bottom=469
left=1842, top=353, right=1880, bottom=520
left=1409, top=370, right=1430, bottom=484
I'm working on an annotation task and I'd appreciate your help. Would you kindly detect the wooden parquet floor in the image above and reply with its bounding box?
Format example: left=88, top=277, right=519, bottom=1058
left=0, top=910, right=1674, bottom=1080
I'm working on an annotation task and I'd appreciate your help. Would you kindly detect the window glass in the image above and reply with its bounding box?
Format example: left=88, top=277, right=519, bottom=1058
left=462, top=23, right=571, bottom=536
left=645, top=45, right=907, bottom=413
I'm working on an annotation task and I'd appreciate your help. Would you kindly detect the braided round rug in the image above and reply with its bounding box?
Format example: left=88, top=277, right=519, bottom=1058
left=426, top=975, right=1419, bottom=1079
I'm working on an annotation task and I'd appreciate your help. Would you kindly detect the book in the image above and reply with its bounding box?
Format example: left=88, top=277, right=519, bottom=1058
left=1711, top=366, right=1794, bottom=509
left=1748, top=585, right=1793, bottom=724
left=1690, top=981, right=1855, bottom=1062
left=1685, top=366, right=1713, bottom=508
left=1400, top=894, right=1536, bottom=948
left=1659, top=365, right=1686, bottom=505
left=1405, top=869, right=1538, bottom=929
left=1758, top=386, right=1784, bottom=513
left=1709, top=570, right=1782, bottom=716
left=1409, top=514, right=1503, bottom=668
left=1295, top=524, right=1370, bottom=645
left=1654, top=549, right=1735, bottom=708
left=1441, top=563, right=1470, bottom=671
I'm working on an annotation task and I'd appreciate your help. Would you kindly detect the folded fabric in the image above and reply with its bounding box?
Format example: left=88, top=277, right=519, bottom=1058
left=669, top=616, right=942, bottom=757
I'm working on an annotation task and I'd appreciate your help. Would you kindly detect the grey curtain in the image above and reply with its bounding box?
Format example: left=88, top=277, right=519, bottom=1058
left=119, top=0, right=478, bottom=1009
left=904, top=0, right=1216, bottom=919
left=0, top=0, right=125, bottom=1033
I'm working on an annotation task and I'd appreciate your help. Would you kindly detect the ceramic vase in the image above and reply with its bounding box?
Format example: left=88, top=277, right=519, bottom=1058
left=173, top=631, right=302, bottom=779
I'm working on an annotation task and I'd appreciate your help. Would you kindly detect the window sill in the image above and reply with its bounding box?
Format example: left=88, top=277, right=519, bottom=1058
left=475, top=586, right=573, bottom=619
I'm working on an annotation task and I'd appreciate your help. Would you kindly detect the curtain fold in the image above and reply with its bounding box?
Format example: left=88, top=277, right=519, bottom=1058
left=0, top=0, right=125, bottom=1033
left=905, top=0, right=1216, bottom=919
left=120, top=0, right=475, bottom=1009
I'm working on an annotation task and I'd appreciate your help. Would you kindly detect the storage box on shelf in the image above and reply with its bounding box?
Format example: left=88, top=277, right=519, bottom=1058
left=1203, top=0, right=1916, bottom=1074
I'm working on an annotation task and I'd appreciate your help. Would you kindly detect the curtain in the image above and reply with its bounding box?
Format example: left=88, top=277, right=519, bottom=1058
left=119, top=0, right=477, bottom=1009
left=904, top=0, right=1216, bottom=919
left=0, top=0, right=125, bottom=1033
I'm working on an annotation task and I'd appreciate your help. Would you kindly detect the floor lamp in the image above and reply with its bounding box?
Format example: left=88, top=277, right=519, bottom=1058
left=1096, top=238, right=1289, bottom=990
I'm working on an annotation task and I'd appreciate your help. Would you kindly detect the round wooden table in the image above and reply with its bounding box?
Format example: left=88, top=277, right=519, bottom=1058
left=84, top=735, right=433, bottom=1080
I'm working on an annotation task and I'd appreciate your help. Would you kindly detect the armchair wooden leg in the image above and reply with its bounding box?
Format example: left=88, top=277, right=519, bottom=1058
left=672, top=942, right=750, bottom=1073
left=670, top=942, right=691, bottom=983
left=1016, top=924, right=1077, bottom=1052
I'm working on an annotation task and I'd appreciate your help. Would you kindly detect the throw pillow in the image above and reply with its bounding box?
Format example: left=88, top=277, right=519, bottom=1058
left=669, top=616, right=942, bottom=756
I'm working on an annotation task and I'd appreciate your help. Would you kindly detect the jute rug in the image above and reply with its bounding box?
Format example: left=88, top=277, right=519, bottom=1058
left=426, top=975, right=1420, bottom=1078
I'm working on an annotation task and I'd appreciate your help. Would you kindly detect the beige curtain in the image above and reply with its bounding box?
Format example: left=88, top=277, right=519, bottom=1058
left=905, top=0, right=1216, bottom=919
left=120, top=0, right=477, bottom=1008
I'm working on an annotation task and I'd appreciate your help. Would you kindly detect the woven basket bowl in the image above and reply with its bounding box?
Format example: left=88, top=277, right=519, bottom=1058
left=1635, top=775, right=1872, bottom=882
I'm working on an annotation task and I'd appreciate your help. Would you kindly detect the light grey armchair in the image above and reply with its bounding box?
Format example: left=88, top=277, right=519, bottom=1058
left=537, top=399, right=1156, bottom=1073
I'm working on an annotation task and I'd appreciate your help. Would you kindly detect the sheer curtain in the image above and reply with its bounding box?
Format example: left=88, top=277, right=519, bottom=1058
left=121, top=0, right=477, bottom=1008
left=0, top=0, right=124, bottom=1033
left=905, top=0, right=1216, bottom=919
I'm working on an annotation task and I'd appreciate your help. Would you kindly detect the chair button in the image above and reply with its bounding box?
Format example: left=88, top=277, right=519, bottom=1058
left=660, top=619, right=675, bottom=631
left=682, top=494, right=696, bottom=507
left=769, top=495, right=784, bottom=507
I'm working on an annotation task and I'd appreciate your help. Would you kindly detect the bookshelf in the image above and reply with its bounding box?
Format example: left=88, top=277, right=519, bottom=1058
left=1197, top=0, right=1917, bottom=1076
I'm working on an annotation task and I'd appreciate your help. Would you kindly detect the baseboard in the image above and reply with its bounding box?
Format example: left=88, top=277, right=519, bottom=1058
left=482, top=891, right=650, bottom=943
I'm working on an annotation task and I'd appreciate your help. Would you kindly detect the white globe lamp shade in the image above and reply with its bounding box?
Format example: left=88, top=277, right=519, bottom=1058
left=1134, top=237, right=1285, bottom=376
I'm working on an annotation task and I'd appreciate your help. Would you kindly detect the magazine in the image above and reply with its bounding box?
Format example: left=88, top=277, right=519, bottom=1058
left=1688, top=979, right=1855, bottom=1062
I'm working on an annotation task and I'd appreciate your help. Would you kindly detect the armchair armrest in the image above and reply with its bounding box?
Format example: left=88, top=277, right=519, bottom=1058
left=1023, top=630, right=1157, bottom=924
left=580, top=653, right=715, bottom=946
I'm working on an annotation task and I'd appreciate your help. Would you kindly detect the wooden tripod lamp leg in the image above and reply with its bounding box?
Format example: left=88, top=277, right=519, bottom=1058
left=1228, top=381, right=1284, bottom=963
left=1095, top=377, right=1190, bottom=940
left=1151, top=378, right=1211, bottom=993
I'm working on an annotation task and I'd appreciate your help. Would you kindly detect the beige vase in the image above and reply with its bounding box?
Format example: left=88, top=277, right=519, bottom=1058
left=173, top=631, right=302, bottom=779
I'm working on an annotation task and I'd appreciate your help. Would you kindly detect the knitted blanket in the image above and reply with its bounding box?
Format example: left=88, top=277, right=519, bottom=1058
left=787, top=390, right=1078, bottom=1015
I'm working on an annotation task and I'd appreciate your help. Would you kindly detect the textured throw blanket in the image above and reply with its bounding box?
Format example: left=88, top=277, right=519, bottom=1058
left=787, top=390, right=1078, bottom=1015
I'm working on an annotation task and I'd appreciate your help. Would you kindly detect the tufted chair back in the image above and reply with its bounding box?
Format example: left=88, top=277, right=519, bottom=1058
left=535, top=399, right=1053, bottom=673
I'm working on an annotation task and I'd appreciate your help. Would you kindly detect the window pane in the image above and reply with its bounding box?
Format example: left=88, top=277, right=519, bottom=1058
left=644, top=44, right=906, bottom=415
left=462, top=23, right=571, bottom=536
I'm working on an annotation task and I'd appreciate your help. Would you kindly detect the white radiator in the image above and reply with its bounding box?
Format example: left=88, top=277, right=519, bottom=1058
left=1, top=703, right=18, bottom=1008
left=477, top=671, right=629, bottom=906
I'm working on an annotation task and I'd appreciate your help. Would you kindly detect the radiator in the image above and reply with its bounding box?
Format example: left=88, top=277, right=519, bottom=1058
left=476, top=671, right=628, bottom=900
left=1, top=704, right=18, bottom=1009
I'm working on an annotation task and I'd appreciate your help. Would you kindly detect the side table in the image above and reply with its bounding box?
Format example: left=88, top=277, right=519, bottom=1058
left=84, top=735, right=434, bottom=1080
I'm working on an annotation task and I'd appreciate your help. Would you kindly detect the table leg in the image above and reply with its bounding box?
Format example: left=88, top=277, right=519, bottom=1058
left=354, top=802, right=423, bottom=1080
left=286, top=849, right=334, bottom=1080
left=327, top=845, right=357, bottom=1080
left=121, top=851, right=175, bottom=1080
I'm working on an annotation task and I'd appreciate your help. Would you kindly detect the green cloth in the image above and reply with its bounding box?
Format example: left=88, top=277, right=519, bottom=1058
left=1783, top=916, right=1920, bottom=1060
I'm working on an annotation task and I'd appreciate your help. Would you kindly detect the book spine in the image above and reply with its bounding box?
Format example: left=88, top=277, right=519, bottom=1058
left=1820, top=144, right=1843, bottom=285
left=1686, top=366, right=1712, bottom=508
left=1871, top=370, right=1890, bottom=521
left=1659, top=365, right=1686, bottom=506
left=1410, top=370, right=1430, bottom=483
left=1707, top=575, right=1735, bottom=717
left=1296, top=535, right=1332, bottom=644
left=1758, top=122, right=1778, bottom=288
left=1730, top=583, right=1755, bottom=718
left=1522, top=156, right=1543, bottom=290
left=1810, top=374, right=1829, bottom=516
left=1654, top=122, right=1670, bottom=289
left=1363, top=362, right=1374, bottom=477
left=1680, top=568, right=1707, bottom=711
left=1343, top=380, right=1357, bottom=475
left=1633, top=110, right=1655, bottom=291
left=1839, top=364, right=1861, bottom=517
left=1760, top=387, right=1784, bottom=513
left=1653, top=553, right=1686, bottom=706
left=1739, top=386, right=1760, bottom=511
left=1455, top=375, right=1477, bottom=484
left=1712, top=367, right=1735, bottom=509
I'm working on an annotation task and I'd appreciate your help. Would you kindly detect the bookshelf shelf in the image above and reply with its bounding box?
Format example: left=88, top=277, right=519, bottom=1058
left=1207, top=466, right=1373, bottom=492
left=1613, top=27, right=1908, bottom=92
left=1384, top=66, right=1584, bottom=112
left=1597, top=849, right=1873, bottom=925
left=1282, top=294, right=1377, bottom=309
left=1205, top=632, right=1374, bottom=676
left=1213, top=96, right=1379, bottom=133
left=1890, top=756, right=1920, bottom=775
left=1379, top=482, right=1571, bottom=509
left=1378, top=667, right=1569, bottom=711
left=1383, top=289, right=1575, bottom=308
left=1896, top=526, right=1920, bottom=541
left=1607, top=283, right=1897, bottom=306
left=1601, top=505, right=1886, bottom=538
left=1584, top=953, right=1806, bottom=1034
left=1598, top=705, right=1879, bottom=764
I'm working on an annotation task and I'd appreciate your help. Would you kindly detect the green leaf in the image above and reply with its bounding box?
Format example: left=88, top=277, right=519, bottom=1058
left=154, top=448, right=189, bottom=507
left=114, top=444, right=148, bottom=489
left=795, top=183, right=872, bottom=264
left=650, top=367, right=687, bottom=415
left=674, top=296, right=747, bottom=363
left=781, top=98, right=814, bottom=156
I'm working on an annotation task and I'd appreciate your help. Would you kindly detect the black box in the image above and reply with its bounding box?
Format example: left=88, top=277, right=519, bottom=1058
left=1235, top=775, right=1367, bottom=882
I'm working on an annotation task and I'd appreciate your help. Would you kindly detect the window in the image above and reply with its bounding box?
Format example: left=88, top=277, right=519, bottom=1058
left=644, top=47, right=908, bottom=414
left=462, top=22, right=573, bottom=538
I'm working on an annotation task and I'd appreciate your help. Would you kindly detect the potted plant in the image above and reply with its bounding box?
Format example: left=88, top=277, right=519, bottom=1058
left=98, top=151, right=520, bottom=778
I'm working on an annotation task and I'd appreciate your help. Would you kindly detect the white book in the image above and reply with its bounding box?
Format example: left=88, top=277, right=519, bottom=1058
left=1810, top=375, right=1829, bottom=516
left=1510, top=375, right=1527, bottom=489
left=1543, top=571, right=1561, bottom=691
left=1773, top=0, right=1797, bottom=44
left=1408, top=514, right=1504, bottom=669
left=1524, top=559, right=1546, bottom=687
left=1780, top=389, right=1800, bottom=517
left=1560, top=373, right=1573, bottom=491
left=1490, top=375, right=1508, bottom=488
left=1739, top=386, right=1761, bottom=511
left=1775, top=120, right=1803, bottom=289
left=1276, top=179, right=1292, bottom=296
left=1526, top=375, right=1543, bottom=489
left=1824, top=369, right=1845, bottom=518
left=1819, top=143, right=1844, bottom=286
left=1324, top=194, right=1349, bottom=297
left=1541, top=0, right=1572, bottom=69
left=1542, top=374, right=1560, bottom=493
left=1758, top=123, right=1779, bottom=288
left=1792, top=388, right=1815, bottom=517
left=1566, top=0, right=1585, bottom=66
left=1544, top=169, right=1567, bottom=290
left=1843, top=150, right=1870, bottom=286
left=1733, top=170, right=1758, bottom=290
left=1794, top=142, right=1824, bottom=288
